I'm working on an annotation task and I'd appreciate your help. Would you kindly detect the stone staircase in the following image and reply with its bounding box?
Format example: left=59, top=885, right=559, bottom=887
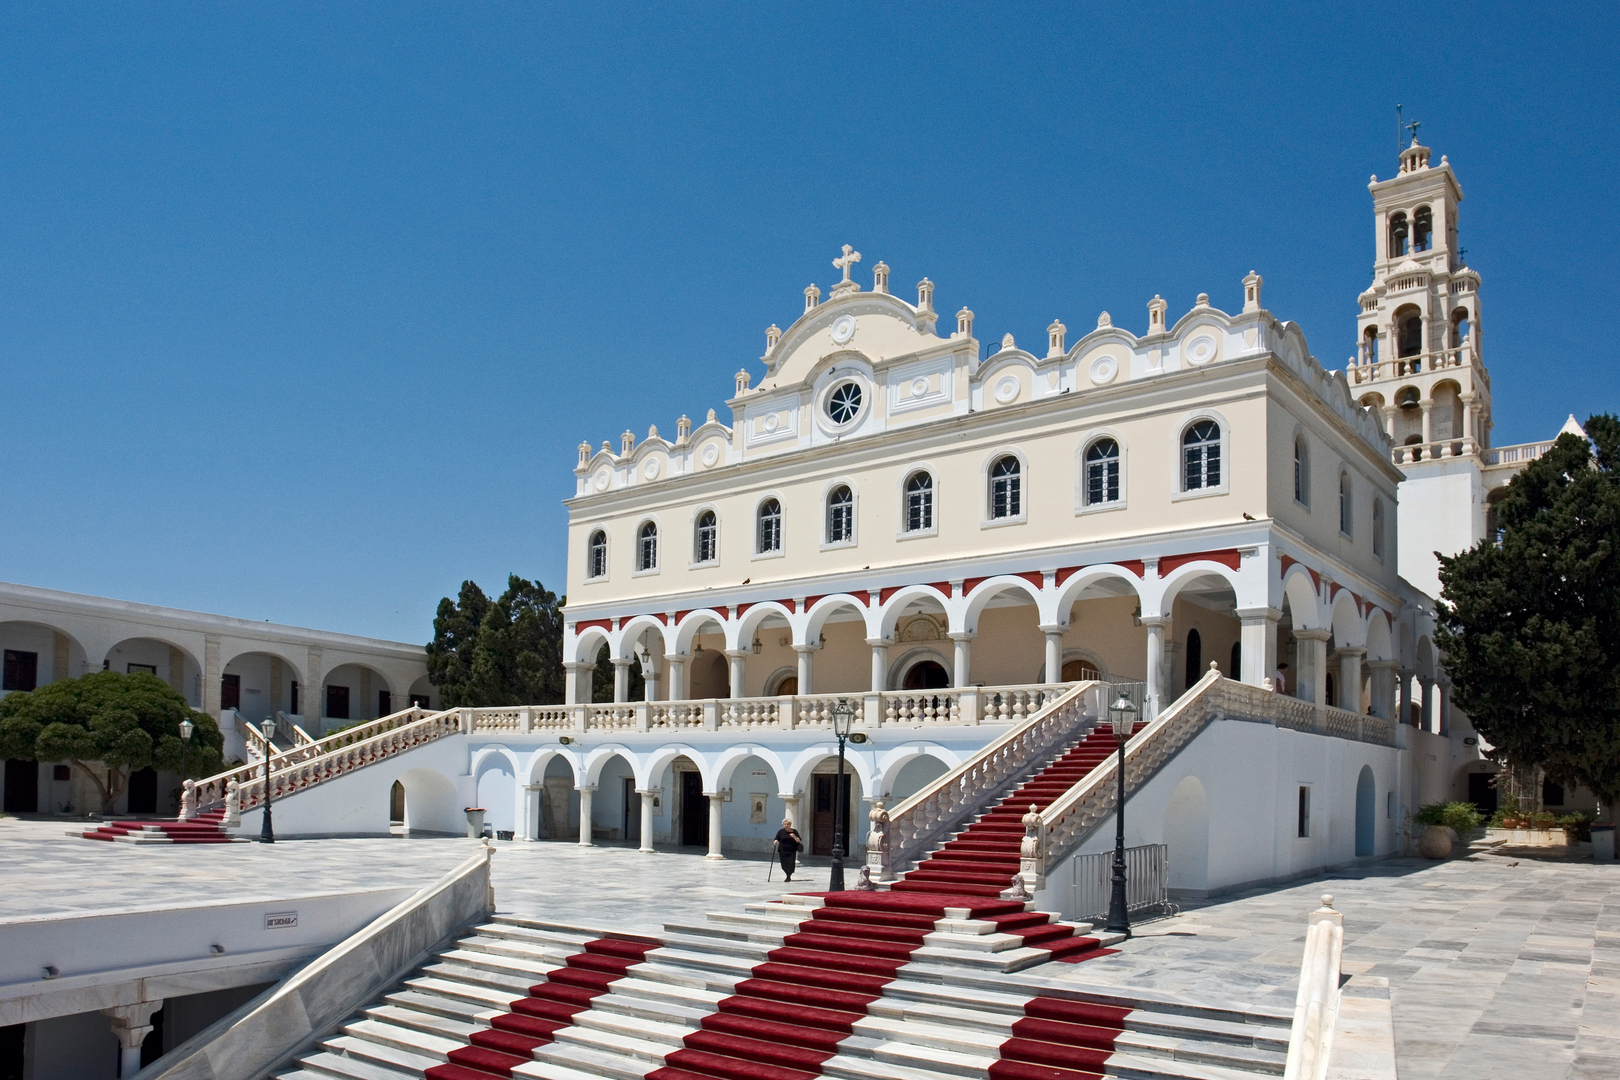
left=79, top=807, right=235, bottom=843
left=271, top=901, right=1287, bottom=1080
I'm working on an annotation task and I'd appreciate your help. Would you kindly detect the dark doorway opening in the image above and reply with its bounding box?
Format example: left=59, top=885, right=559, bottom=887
left=141, top=1008, right=164, bottom=1067
left=1185, top=629, right=1202, bottom=690
left=1, top=1022, right=24, bottom=1080
left=327, top=685, right=350, bottom=720
left=220, top=673, right=241, bottom=711
left=2, top=650, right=38, bottom=692
left=1467, top=772, right=1499, bottom=815
left=3, top=760, right=38, bottom=813
left=811, top=772, right=852, bottom=856
left=680, top=771, right=705, bottom=845
left=903, top=661, right=949, bottom=690
left=390, top=780, right=405, bottom=823
left=378, top=690, right=392, bottom=716
left=623, top=777, right=641, bottom=843
left=127, top=767, right=158, bottom=814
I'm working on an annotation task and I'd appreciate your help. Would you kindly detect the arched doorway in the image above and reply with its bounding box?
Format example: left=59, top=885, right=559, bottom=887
left=474, top=756, right=516, bottom=838
left=903, top=661, right=949, bottom=690
left=1355, top=765, right=1376, bottom=857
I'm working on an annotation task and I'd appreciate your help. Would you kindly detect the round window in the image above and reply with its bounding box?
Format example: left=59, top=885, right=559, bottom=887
left=826, top=381, right=863, bottom=425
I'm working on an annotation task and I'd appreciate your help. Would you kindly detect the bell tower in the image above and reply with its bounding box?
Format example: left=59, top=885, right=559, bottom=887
left=1347, top=135, right=1494, bottom=599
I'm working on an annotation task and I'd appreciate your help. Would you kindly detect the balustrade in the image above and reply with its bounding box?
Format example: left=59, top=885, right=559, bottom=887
left=650, top=702, right=704, bottom=729
left=1346, top=345, right=1475, bottom=385
left=719, top=698, right=779, bottom=729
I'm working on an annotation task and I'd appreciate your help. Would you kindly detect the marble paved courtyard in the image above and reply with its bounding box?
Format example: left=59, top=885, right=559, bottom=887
left=3, top=817, right=1616, bottom=1078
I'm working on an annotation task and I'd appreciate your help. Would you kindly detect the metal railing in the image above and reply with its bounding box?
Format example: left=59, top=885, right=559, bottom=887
left=1070, top=843, right=1173, bottom=924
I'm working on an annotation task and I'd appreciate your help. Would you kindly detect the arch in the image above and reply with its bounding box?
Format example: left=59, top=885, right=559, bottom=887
left=803, top=594, right=873, bottom=645
left=900, top=468, right=937, bottom=533
left=615, top=614, right=670, bottom=663
left=1355, top=765, right=1376, bottom=857
left=634, top=518, right=660, bottom=572
left=890, top=647, right=951, bottom=690
left=395, top=766, right=461, bottom=835
left=873, top=743, right=961, bottom=800
left=1280, top=564, right=1325, bottom=629
left=764, top=667, right=797, bottom=695
left=1449, top=307, right=1471, bottom=349
left=320, top=661, right=396, bottom=726
left=877, top=584, right=953, bottom=640
left=104, top=635, right=204, bottom=706
left=1329, top=590, right=1366, bottom=649
left=672, top=609, right=729, bottom=657
left=1048, top=566, right=1146, bottom=626
left=1365, top=610, right=1393, bottom=663
left=474, top=750, right=518, bottom=835
left=1387, top=211, right=1410, bottom=257
left=1412, top=205, right=1433, bottom=252
left=962, top=576, right=1044, bottom=635
left=1164, top=775, right=1209, bottom=894
left=641, top=743, right=711, bottom=790
left=712, top=744, right=789, bottom=791
left=1393, top=304, right=1423, bottom=360
left=1150, top=562, right=1240, bottom=622
left=570, top=624, right=611, bottom=665
left=526, top=747, right=581, bottom=786
left=734, top=601, right=796, bottom=652
left=692, top=507, right=719, bottom=565
left=782, top=745, right=876, bottom=799
left=583, top=744, right=648, bottom=788
left=1361, top=325, right=1379, bottom=364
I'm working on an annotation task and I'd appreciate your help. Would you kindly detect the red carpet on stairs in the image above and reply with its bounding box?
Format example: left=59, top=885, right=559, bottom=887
left=987, top=995, right=1132, bottom=1080
left=424, top=935, right=659, bottom=1080
left=83, top=808, right=233, bottom=843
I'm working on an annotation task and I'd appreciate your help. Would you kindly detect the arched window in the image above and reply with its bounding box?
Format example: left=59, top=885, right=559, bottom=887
left=826, top=485, right=854, bottom=544
left=1372, top=499, right=1385, bottom=558
left=694, top=510, right=717, bottom=563
left=587, top=530, right=607, bottom=579
left=1294, top=437, right=1310, bottom=505
left=904, top=472, right=934, bottom=532
left=1450, top=309, right=1470, bottom=350
left=1398, top=314, right=1423, bottom=361
left=1183, top=421, right=1221, bottom=490
left=756, top=499, right=782, bottom=554
left=1339, top=473, right=1353, bottom=536
left=1413, top=207, right=1432, bottom=252
left=1362, top=326, right=1379, bottom=364
left=1085, top=439, right=1121, bottom=505
left=1388, top=212, right=1409, bottom=257
left=988, top=456, right=1021, bottom=519
left=1185, top=629, right=1202, bottom=691
left=636, top=521, right=658, bottom=572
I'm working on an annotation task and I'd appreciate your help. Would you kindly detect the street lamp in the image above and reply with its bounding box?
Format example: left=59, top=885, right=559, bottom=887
left=259, top=717, right=277, bottom=844
left=1106, top=689, right=1138, bottom=938
left=178, top=718, right=194, bottom=741
left=828, top=697, right=858, bottom=892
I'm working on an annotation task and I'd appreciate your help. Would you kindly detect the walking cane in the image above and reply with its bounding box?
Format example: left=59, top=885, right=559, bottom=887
left=767, top=839, right=776, bottom=881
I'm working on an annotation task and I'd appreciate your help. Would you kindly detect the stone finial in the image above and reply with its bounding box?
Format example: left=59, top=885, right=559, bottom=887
left=1148, top=295, right=1167, bottom=333
left=1001, top=332, right=1016, bottom=350
left=734, top=369, right=752, bottom=395
left=956, top=307, right=974, bottom=338
left=1047, top=320, right=1067, bottom=357
left=179, top=779, right=197, bottom=821
left=1195, top=293, right=1210, bottom=307
left=620, top=430, right=635, bottom=455
left=765, top=324, right=781, bottom=351
left=1440, top=155, right=1449, bottom=166
left=577, top=441, right=591, bottom=468
left=601, top=440, right=611, bottom=455
left=647, top=424, right=659, bottom=441
left=676, top=415, right=691, bottom=444
left=831, top=244, right=862, bottom=298
left=916, top=278, right=935, bottom=311
left=804, top=284, right=821, bottom=312
left=1097, top=311, right=1112, bottom=328
left=706, top=408, right=717, bottom=423
left=873, top=261, right=890, bottom=294
left=1243, top=271, right=1263, bottom=313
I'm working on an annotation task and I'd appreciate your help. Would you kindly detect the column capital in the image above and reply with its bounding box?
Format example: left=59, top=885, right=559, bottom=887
left=1337, top=646, right=1367, bottom=658
left=1140, top=616, right=1171, bottom=630
left=792, top=643, right=819, bottom=654
left=948, top=631, right=977, bottom=642
left=1366, top=659, right=1400, bottom=671
left=702, top=790, right=729, bottom=800
left=575, top=784, right=597, bottom=794
left=865, top=637, right=890, bottom=648
left=1235, top=606, right=1283, bottom=622
left=563, top=660, right=595, bottom=672
left=610, top=657, right=636, bottom=669
left=635, top=787, right=662, bottom=796
left=1036, top=624, right=1067, bottom=635
left=723, top=648, right=751, bottom=660
left=1294, top=628, right=1334, bottom=642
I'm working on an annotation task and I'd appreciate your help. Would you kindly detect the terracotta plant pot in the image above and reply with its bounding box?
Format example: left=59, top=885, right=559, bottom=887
left=1418, top=824, right=1452, bottom=859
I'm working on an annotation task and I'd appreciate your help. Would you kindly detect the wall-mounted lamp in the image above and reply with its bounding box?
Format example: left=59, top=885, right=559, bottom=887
left=751, top=636, right=762, bottom=654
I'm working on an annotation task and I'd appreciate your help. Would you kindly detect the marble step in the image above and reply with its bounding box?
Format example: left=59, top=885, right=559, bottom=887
left=361, top=1002, right=482, bottom=1043
left=278, top=1048, right=420, bottom=1080
left=443, top=938, right=582, bottom=973
left=569, top=1006, right=695, bottom=1050
left=338, top=1017, right=462, bottom=1062
left=516, top=1041, right=657, bottom=1080
left=319, top=1032, right=442, bottom=1075
left=380, top=988, right=489, bottom=1023
left=592, top=984, right=720, bottom=1026
left=398, top=974, right=518, bottom=1010
left=604, top=972, right=732, bottom=1012
left=420, top=958, right=536, bottom=994
left=542, top=1023, right=674, bottom=1067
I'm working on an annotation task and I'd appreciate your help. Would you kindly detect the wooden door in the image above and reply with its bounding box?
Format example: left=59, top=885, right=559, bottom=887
left=811, top=773, right=852, bottom=855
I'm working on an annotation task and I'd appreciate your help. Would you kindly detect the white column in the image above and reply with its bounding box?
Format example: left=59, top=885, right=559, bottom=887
left=1461, top=392, right=1477, bottom=454
left=948, top=632, right=974, bottom=687
left=1296, top=629, right=1332, bottom=708
left=794, top=644, right=815, bottom=695
left=1420, top=399, right=1433, bottom=451
left=306, top=647, right=323, bottom=726
left=643, top=658, right=659, bottom=702
left=103, top=1001, right=162, bottom=1078
left=1040, top=627, right=1064, bottom=683
left=778, top=791, right=800, bottom=830
left=1398, top=670, right=1415, bottom=726
left=1338, top=648, right=1365, bottom=712
left=203, top=636, right=222, bottom=717
left=1437, top=679, right=1451, bottom=735
left=867, top=638, right=889, bottom=693
left=704, top=792, right=726, bottom=860
left=1236, top=607, right=1281, bottom=687
left=518, top=784, right=540, bottom=841
left=1142, top=619, right=1167, bottom=718
left=1420, top=677, right=1436, bottom=732
left=611, top=658, right=633, bottom=703
left=1367, top=661, right=1398, bottom=720
left=563, top=661, right=593, bottom=705
left=724, top=650, right=749, bottom=698
left=637, top=788, right=658, bottom=853
left=666, top=656, right=687, bottom=701
left=576, top=785, right=595, bottom=846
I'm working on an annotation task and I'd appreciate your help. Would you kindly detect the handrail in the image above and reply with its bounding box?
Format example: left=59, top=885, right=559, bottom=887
left=1282, top=895, right=1345, bottom=1080
left=183, top=706, right=455, bottom=815
left=865, top=681, right=1099, bottom=881
left=233, top=708, right=464, bottom=812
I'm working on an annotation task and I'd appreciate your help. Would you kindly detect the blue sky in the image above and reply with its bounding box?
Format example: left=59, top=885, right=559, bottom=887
left=2, top=2, right=1615, bottom=643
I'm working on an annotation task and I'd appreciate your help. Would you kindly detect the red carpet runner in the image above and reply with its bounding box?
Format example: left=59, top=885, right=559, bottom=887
left=647, top=892, right=1030, bottom=1080
left=987, top=995, right=1132, bottom=1080
left=425, top=935, right=659, bottom=1080
left=83, top=808, right=233, bottom=843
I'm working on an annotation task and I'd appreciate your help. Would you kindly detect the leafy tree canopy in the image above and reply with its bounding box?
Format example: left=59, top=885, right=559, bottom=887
left=427, top=576, right=566, bottom=707
left=1437, top=414, right=1620, bottom=810
left=0, top=671, right=224, bottom=811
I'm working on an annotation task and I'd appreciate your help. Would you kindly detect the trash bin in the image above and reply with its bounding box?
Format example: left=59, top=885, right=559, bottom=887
left=464, top=807, right=487, bottom=839
left=1592, top=824, right=1615, bottom=863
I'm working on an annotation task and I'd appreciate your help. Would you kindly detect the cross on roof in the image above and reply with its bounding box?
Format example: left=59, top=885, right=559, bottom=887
left=833, top=244, right=862, bottom=283
left=1406, top=119, right=1422, bottom=145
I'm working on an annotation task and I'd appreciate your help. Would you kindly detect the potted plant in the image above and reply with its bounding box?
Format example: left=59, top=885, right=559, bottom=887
left=1412, top=802, right=1483, bottom=858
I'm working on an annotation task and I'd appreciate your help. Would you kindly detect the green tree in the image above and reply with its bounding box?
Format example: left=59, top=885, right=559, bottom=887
left=591, top=642, right=645, bottom=703
left=1436, top=414, right=1620, bottom=812
left=427, top=576, right=566, bottom=707
left=0, top=671, right=223, bottom=812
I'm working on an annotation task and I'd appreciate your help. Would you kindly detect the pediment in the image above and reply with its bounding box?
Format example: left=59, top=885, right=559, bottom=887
left=760, top=294, right=944, bottom=391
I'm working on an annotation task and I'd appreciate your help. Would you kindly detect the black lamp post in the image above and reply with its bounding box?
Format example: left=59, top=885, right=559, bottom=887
left=259, top=717, right=276, bottom=844
left=1106, top=689, right=1138, bottom=937
left=828, top=697, right=857, bottom=892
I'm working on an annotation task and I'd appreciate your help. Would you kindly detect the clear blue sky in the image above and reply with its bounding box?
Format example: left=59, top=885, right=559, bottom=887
left=3, top=2, right=1616, bottom=644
